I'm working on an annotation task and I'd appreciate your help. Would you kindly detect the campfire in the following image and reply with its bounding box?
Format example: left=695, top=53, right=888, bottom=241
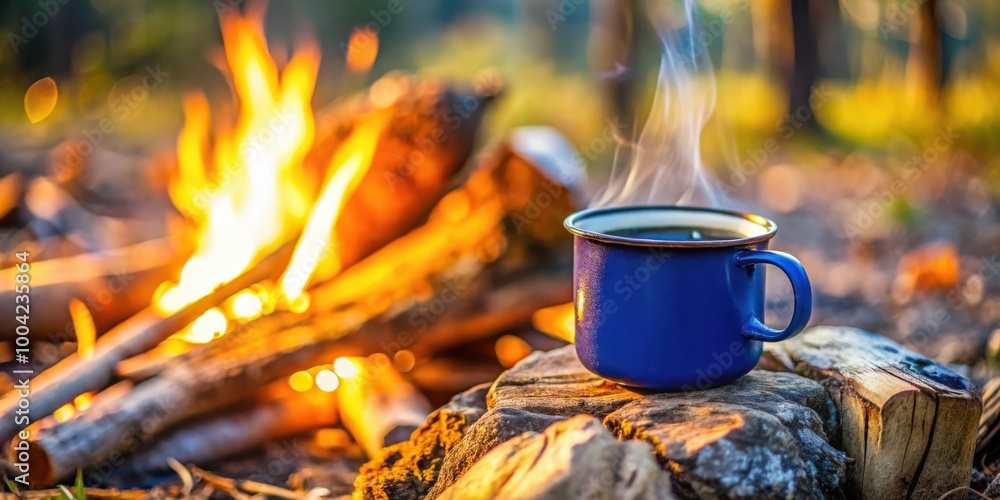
left=0, top=7, right=576, bottom=494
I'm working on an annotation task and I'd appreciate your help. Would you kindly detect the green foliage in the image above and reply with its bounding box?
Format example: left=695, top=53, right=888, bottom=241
left=889, top=195, right=921, bottom=228
left=75, top=469, right=86, bottom=499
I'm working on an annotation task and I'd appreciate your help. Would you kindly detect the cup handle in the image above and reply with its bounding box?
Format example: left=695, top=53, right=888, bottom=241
left=734, top=249, right=812, bottom=342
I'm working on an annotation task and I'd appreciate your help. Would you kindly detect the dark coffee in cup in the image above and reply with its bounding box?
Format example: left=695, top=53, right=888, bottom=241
left=605, top=226, right=745, bottom=241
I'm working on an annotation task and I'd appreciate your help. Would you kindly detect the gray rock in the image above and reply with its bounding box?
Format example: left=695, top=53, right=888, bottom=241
left=486, top=346, right=641, bottom=418
left=604, top=372, right=846, bottom=499
left=434, top=415, right=674, bottom=500
left=427, top=407, right=564, bottom=498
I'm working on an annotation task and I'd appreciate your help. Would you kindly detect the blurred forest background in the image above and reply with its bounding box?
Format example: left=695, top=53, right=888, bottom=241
left=1, top=0, right=999, bottom=375
left=3, top=0, right=999, bottom=160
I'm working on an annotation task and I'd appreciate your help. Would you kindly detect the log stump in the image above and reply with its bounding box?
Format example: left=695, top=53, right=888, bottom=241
left=762, top=326, right=982, bottom=500
left=355, top=327, right=980, bottom=499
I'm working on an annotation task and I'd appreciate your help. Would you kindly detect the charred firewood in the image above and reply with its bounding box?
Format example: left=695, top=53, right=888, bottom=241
left=0, top=238, right=176, bottom=342
left=25, top=127, right=583, bottom=486
left=0, top=244, right=292, bottom=444
left=977, top=377, right=1000, bottom=474
left=116, top=125, right=584, bottom=382
left=309, top=73, right=501, bottom=275
left=117, top=382, right=338, bottom=475
left=0, top=76, right=496, bottom=449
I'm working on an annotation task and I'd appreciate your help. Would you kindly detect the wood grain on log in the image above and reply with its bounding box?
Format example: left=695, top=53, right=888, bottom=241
left=977, top=377, right=1000, bottom=474
left=435, top=415, right=673, bottom=500
left=762, top=326, right=982, bottom=500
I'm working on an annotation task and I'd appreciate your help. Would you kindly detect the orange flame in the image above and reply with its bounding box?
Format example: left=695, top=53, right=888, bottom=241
left=156, top=13, right=320, bottom=315
left=68, top=298, right=96, bottom=359
left=279, top=112, right=386, bottom=304
left=53, top=404, right=74, bottom=423
left=532, top=302, right=575, bottom=343
left=24, top=77, right=58, bottom=123
left=495, top=334, right=533, bottom=368
left=345, top=27, right=379, bottom=74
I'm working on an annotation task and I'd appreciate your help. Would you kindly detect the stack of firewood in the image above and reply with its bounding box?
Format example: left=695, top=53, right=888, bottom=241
left=0, top=73, right=584, bottom=491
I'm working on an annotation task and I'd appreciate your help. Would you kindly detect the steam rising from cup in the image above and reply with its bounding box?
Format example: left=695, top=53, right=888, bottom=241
left=591, top=1, right=728, bottom=209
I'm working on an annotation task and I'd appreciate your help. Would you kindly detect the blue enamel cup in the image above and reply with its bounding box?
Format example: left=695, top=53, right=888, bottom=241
left=564, top=206, right=812, bottom=390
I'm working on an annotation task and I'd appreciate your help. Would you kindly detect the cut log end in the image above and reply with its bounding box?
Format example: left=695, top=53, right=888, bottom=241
left=23, top=445, right=55, bottom=489
left=763, top=326, right=982, bottom=499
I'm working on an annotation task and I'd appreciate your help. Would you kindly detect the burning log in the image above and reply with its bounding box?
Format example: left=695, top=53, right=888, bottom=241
left=25, top=127, right=582, bottom=485
left=114, top=96, right=502, bottom=382
left=335, top=356, right=432, bottom=457
left=0, top=244, right=292, bottom=443
left=299, top=74, right=501, bottom=286
left=27, top=263, right=572, bottom=485
left=0, top=238, right=176, bottom=342
left=119, top=384, right=338, bottom=474
left=116, top=125, right=583, bottom=382
left=117, top=261, right=570, bottom=384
